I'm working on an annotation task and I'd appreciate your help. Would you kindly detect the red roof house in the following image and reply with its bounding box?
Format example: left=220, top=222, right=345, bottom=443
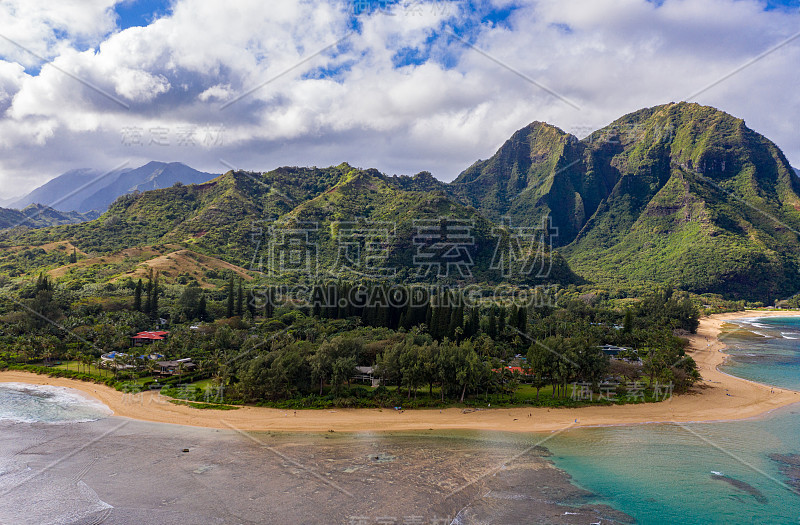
left=131, top=331, right=170, bottom=345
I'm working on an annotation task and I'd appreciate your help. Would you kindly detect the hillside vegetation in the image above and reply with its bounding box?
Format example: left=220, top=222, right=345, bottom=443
left=449, top=102, right=800, bottom=300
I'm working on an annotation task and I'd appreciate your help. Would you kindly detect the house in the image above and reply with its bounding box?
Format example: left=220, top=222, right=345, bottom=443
left=131, top=330, right=170, bottom=346
left=353, top=366, right=379, bottom=387
left=156, top=358, right=196, bottom=376
left=492, top=366, right=533, bottom=376
left=597, top=344, right=629, bottom=356
left=99, top=351, right=134, bottom=370
left=100, top=351, right=127, bottom=362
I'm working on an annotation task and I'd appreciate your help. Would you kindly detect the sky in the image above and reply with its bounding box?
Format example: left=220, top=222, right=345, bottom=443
left=0, top=0, right=799, bottom=201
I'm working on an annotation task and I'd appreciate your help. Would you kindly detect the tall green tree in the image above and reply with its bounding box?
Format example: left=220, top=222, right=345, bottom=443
left=198, top=294, right=208, bottom=321
left=144, top=269, right=153, bottom=316
left=133, top=279, right=142, bottom=312
left=226, top=275, right=235, bottom=318
left=150, top=272, right=160, bottom=320
left=527, top=342, right=552, bottom=401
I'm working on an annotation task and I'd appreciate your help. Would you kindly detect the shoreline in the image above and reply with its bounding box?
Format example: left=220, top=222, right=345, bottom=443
left=2, top=310, right=799, bottom=433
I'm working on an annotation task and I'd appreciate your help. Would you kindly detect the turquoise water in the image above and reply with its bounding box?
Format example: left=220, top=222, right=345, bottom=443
left=538, top=316, right=800, bottom=525
left=719, top=316, right=800, bottom=390
left=0, top=382, right=112, bottom=423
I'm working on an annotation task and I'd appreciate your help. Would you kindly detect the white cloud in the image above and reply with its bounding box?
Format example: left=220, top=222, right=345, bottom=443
left=112, top=68, right=170, bottom=101
left=0, top=60, right=27, bottom=111
left=1, top=0, right=800, bottom=200
left=198, top=84, right=233, bottom=102
left=0, top=0, right=118, bottom=66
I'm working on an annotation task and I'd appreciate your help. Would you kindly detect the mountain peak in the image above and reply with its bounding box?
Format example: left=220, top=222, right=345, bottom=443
left=447, top=102, right=800, bottom=299
left=11, top=162, right=217, bottom=214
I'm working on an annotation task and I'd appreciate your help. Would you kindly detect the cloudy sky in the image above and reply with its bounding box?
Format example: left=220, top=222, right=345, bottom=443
left=0, top=0, right=799, bottom=201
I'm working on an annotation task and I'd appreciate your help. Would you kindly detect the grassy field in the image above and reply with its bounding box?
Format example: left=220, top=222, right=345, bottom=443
left=54, top=360, right=112, bottom=378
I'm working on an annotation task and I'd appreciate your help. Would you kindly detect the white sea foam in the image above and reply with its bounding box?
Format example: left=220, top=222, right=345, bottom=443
left=0, top=383, right=111, bottom=424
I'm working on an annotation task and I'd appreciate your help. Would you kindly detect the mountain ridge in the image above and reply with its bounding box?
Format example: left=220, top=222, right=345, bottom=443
left=3, top=102, right=799, bottom=300
left=5, top=163, right=577, bottom=288
left=0, top=204, right=99, bottom=230
left=448, top=102, right=800, bottom=300
left=10, top=161, right=217, bottom=213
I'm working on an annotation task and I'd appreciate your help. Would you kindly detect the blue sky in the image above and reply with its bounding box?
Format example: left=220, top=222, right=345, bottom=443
left=114, top=0, right=173, bottom=30
left=107, top=0, right=800, bottom=81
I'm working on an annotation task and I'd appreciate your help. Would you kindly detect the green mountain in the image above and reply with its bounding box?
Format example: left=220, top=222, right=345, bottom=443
left=0, top=204, right=98, bottom=230
left=449, top=102, right=800, bottom=300
left=449, top=121, right=592, bottom=244
left=5, top=164, right=577, bottom=287
left=7, top=103, right=797, bottom=300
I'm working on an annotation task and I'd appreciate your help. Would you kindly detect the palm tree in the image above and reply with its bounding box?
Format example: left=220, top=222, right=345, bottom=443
left=42, top=345, right=54, bottom=367
left=144, top=357, right=158, bottom=378
left=81, top=354, right=92, bottom=375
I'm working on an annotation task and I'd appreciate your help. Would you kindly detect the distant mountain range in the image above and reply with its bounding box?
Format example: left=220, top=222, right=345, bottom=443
left=0, top=204, right=99, bottom=230
left=10, top=161, right=217, bottom=213
left=4, top=102, right=800, bottom=300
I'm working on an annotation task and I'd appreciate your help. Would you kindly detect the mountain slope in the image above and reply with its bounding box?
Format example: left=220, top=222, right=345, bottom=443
left=277, top=166, right=575, bottom=284
left=10, top=168, right=110, bottom=213
left=11, top=162, right=217, bottom=213
left=450, top=102, right=800, bottom=300
left=449, top=122, right=593, bottom=245
left=82, top=162, right=217, bottom=212
left=0, top=204, right=98, bottom=230
left=5, top=164, right=577, bottom=286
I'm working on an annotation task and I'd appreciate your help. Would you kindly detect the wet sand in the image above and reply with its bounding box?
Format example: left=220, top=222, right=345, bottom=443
left=0, top=419, right=632, bottom=524
left=1, top=310, right=799, bottom=433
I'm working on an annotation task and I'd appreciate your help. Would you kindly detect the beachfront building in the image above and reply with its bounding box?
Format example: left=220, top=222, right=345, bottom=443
left=131, top=330, right=170, bottom=346
left=100, top=350, right=166, bottom=369
left=598, top=344, right=628, bottom=356
left=99, top=351, right=135, bottom=370
left=156, top=358, right=197, bottom=376
left=353, top=366, right=379, bottom=387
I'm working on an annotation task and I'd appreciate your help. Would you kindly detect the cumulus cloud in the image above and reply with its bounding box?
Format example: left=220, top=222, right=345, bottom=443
left=1, top=0, right=800, bottom=199
left=198, top=84, right=233, bottom=102
left=0, top=60, right=27, bottom=111
left=0, top=0, right=118, bottom=66
left=112, top=68, right=170, bottom=101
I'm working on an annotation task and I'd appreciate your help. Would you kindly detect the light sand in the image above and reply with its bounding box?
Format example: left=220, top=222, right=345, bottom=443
left=2, top=310, right=799, bottom=433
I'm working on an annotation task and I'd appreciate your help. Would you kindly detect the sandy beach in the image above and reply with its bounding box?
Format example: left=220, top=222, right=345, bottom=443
left=2, top=310, right=799, bottom=433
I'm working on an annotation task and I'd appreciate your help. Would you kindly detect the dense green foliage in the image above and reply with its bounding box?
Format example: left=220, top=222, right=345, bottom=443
left=0, top=265, right=700, bottom=408
left=449, top=103, right=800, bottom=301
left=0, top=164, right=577, bottom=288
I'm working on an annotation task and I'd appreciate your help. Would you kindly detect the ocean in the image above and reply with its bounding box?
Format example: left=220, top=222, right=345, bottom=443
left=538, top=316, right=800, bottom=524
left=1, top=316, right=799, bottom=524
